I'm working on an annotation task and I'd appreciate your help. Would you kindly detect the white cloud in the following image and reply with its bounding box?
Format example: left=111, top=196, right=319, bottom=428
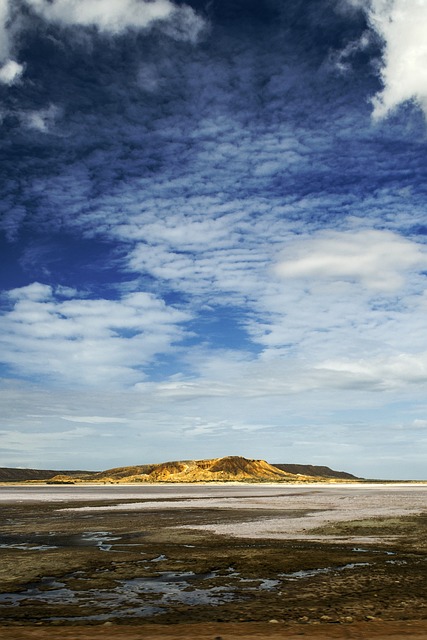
left=315, top=352, right=427, bottom=390
left=22, top=104, right=59, bottom=132
left=141, top=344, right=427, bottom=402
left=413, top=419, right=427, bottom=428
left=112, top=212, right=427, bottom=398
left=0, top=0, right=11, bottom=61
left=0, top=426, right=96, bottom=452
left=0, top=1, right=24, bottom=84
left=7, top=282, right=53, bottom=301
left=274, top=229, right=427, bottom=291
left=328, top=31, right=372, bottom=74
left=0, top=284, right=191, bottom=386
left=0, top=58, right=23, bottom=84
left=60, top=415, right=128, bottom=424
left=0, top=0, right=204, bottom=97
left=347, top=0, right=427, bottom=119
left=1, top=362, right=426, bottom=477
left=24, top=0, right=204, bottom=39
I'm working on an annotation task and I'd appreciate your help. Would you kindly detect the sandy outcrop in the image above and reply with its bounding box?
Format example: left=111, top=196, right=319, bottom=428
left=48, top=456, right=344, bottom=484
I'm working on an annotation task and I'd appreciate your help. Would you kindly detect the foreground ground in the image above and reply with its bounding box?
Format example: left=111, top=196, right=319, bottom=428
left=0, top=484, right=425, bottom=639
left=1, top=620, right=427, bottom=639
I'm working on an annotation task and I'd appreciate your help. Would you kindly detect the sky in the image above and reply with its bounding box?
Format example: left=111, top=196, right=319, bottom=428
left=1, top=0, right=427, bottom=479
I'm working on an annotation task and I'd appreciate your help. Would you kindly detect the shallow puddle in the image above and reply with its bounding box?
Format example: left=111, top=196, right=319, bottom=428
left=120, top=571, right=235, bottom=606
left=0, top=531, right=147, bottom=553
left=0, top=569, right=238, bottom=620
left=1, top=560, right=376, bottom=622
left=80, top=531, right=122, bottom=551
left=352, top=547, right=395, bottom=555
left=0, top=526, right=405, bottom=624
left=0, top=542, right=58, bottom=551
left=0, top=577, right=76, bottom=606
left=0, top=533, right=59, bottom=552
left=279, top=562, right=370, bottom=580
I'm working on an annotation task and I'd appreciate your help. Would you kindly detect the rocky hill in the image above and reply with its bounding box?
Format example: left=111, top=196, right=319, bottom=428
left=1, top=457, right=359, bottom=484
left=85, top=457, right=294, bottom=483
left=44, top=456, right=358, bottom=484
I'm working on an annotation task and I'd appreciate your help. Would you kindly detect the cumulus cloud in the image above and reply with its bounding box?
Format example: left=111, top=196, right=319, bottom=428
left=0, top=283, right=191, bottom=386
left=348, top=0, right=427, bottom=119
left=274, top=229, right=427, bottom=291
left=0, top=58, right=23, bottom=84
left=25, top=0, right=203, bottom=39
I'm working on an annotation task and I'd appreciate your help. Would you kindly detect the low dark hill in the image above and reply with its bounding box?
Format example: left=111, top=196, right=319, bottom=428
left=272, top=463, right=359, bottom=479
left=0, top=468, right=95, bottom=482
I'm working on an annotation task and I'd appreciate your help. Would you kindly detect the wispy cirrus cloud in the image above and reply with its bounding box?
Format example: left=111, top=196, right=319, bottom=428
left=60, top=415, right=128, bottom=424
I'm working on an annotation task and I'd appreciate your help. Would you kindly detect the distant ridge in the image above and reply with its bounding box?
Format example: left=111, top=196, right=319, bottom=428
left=0, top=456, right=359, bottom=484
left=272, top=463, right=358, bottom=480
left=0, top=468, right=95, bottom=482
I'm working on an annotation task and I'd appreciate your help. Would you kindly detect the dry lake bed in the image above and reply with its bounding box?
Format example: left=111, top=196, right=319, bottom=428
left=0, top=483, right=426, bottom=639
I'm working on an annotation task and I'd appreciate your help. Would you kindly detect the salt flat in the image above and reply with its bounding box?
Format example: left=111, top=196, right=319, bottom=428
left=0, top=482, right=426, bottom=503
left=0, top=483, right=289, bottom=502
left=54, top=483, right=427, bottom=541
left=1, top=483, right=425, bottom=541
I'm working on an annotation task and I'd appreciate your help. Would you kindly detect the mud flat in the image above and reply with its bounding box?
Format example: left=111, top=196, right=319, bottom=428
left=0, top=484, right=426, bottom=639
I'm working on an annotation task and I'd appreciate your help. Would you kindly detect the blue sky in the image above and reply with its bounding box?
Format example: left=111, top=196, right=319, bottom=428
left=1, top=0, right=427, bottom=478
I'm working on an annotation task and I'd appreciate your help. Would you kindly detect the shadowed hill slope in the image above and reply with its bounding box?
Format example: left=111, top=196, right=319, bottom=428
left=272, top=463, right=358, bottom=480
left=0, top=468, right=96, bottom=482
